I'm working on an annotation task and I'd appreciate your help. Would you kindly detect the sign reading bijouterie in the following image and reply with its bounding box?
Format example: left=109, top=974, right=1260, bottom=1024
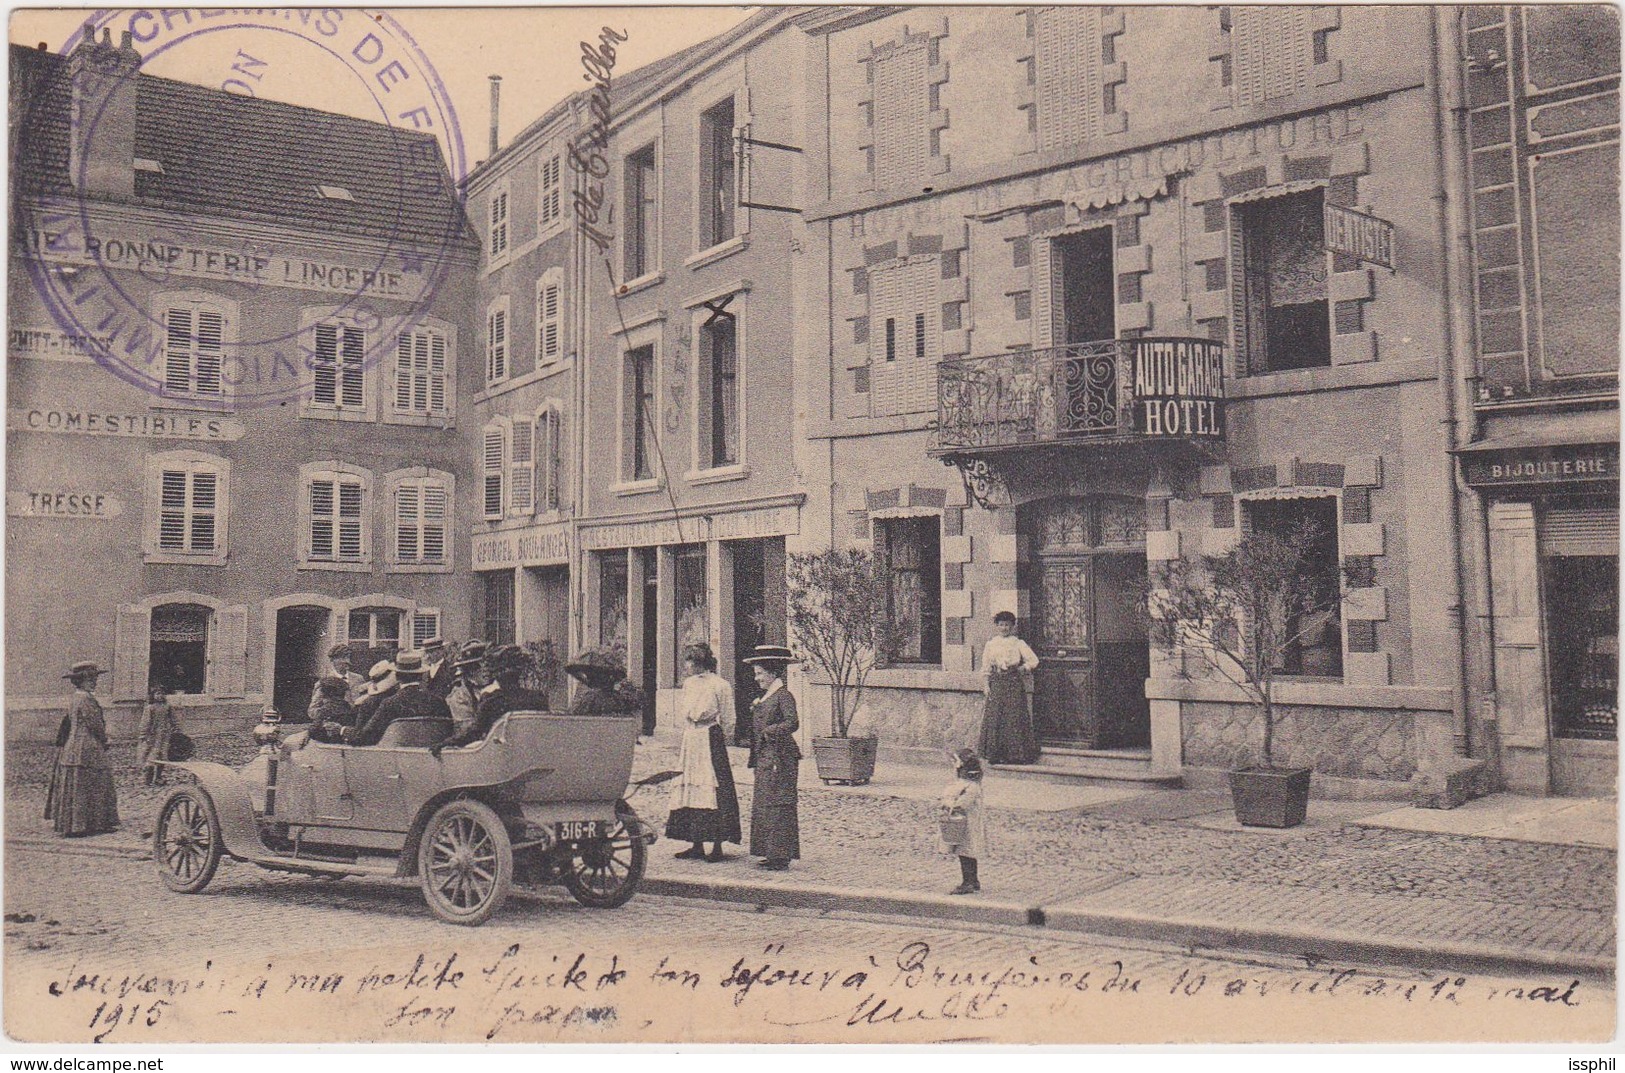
left=1323, top=204, right=1395, bottom=269
left=1127, top=339, right=1225, bottom=438
left=1462, top=444, right=1618, bottom=486
left=472, top=524, right=572, bottom=569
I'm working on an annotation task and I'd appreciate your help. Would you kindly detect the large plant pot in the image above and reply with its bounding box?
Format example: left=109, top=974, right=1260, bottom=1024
left=812, top=735, right=878, bottom=786
left=1229, top=766, right=1312, bottom=828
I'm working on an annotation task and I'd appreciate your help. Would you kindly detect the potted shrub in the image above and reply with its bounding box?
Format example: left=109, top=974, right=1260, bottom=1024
left=1147, top=522, right=1347, bottom=828
left=786, top=548, right=907, bottom=785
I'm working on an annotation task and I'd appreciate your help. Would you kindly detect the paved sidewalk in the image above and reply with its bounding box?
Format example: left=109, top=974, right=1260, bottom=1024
left=7, top=732, right=1616, bottom=978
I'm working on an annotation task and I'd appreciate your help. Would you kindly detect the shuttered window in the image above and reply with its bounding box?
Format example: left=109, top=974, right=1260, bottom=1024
left=1231, top=6, right=1311, bottom=106
left=1034, top=6, right=1103, bottom=150
left=868, top=256, right=941, bottom=416
left=536, top=272, right=562, bottom=363
left=487, top=299, right=509, bottom=384
left=312, top=322, right=366, bottom=408
left=158, top=468, right=218, bottom=553
left=412, top=610, right=442, bottom=648
left=163, top=304, right=225, bottom=398
left=871, top=38, right=931, bottom=189
left=396, top=477, right=449, bottom=565
left=309, top=473, right=366, bottom=562
left=489, top=186, right=509, bottom=257
left=394, top=328, right=448, bottom=417
left=537, top=408, right=563, bottom=512
left=539, top=155, right=562, bottom=227
left=483, top=425, right=506, bottom=518
left=510, top=417, right=535, bottom=515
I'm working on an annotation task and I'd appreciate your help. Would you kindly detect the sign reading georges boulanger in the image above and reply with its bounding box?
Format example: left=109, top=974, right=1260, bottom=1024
left=1127, top=338, right=1226, bottom=438
left=472, top=524, right=572, bottom=568
left=1462, top=443, right=1618, bottom=486
left=1324, top=203, right=1396, bottom=269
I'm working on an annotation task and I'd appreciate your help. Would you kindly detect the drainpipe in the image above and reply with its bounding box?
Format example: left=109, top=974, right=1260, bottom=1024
left=1430, top=6, right=1479, bottom=758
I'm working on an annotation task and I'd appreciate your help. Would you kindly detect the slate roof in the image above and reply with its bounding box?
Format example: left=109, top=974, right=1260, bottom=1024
left=10, top=43, right=475, bottom=251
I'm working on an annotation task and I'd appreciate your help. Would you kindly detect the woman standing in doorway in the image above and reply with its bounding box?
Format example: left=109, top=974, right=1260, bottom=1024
left=744, top=645, right=801, bottom=871
left=666, top=642, right=742, bottom=862
left=977, top=611, right=1041, bottom=765
left=45, top=661, right=120, bottom=837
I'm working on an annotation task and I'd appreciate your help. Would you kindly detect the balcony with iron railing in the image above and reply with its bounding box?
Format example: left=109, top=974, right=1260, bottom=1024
left=934, top=338, right=1226, bottom=453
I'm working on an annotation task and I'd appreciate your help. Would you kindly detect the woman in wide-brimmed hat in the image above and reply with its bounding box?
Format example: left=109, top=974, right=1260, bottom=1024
left=565, top=649, right=645, bottom=718
left=743, top=645, right=802, bottom=870
left=665, top=642, right=742, bottom=863
left=45, top=661, right=119, bottom=837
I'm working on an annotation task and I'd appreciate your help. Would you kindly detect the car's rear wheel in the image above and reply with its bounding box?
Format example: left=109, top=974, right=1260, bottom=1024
left=419, top=799, right=513, bottom=926
left=154, top=786, right=223, bottom=894
left=562, top=818, right=646, bottom=909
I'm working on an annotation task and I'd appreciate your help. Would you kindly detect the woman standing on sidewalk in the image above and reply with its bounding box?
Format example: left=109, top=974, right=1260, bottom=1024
left=745, top=645, right=801, bottom=871
left=45, top=661, right=119, bottom=837
left=666, top=643, right=742, bottom=863
left=977, top=611, right=1040, bottom=765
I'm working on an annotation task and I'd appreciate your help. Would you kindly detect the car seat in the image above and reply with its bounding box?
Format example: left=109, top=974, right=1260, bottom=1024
left=375, top=716, right=454, bottom=748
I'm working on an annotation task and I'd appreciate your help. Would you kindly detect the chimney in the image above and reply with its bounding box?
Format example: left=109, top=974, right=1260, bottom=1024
left=488, top=75, right=502, bottom=156
left=66, top=24, right=141, bottom=199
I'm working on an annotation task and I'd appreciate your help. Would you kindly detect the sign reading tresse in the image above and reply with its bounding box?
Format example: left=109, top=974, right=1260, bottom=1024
left=1127, top=339, right=1225, bottom=439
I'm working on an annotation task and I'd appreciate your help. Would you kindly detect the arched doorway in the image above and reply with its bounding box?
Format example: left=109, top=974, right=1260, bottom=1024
left=1020, top=495, right=1150, bottom=749
left=273, top=604, right=334, bottom=720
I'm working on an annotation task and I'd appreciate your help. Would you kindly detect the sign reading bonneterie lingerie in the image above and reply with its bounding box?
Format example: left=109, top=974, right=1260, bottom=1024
left=1126, top=338, right=1226, bottom=439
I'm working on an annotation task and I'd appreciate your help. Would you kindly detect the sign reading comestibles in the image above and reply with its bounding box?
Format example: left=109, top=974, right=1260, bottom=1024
left=1126, top=339, right=1226, bottom=438
left=7, top=408, right=246, bottom=440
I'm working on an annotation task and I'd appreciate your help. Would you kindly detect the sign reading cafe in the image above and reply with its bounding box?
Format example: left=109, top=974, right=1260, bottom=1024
left=1127, top=339, right=1225, bottom=438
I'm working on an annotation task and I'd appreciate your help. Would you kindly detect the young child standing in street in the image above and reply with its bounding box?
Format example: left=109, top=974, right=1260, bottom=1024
left=940, top=748, right=988, bottom=895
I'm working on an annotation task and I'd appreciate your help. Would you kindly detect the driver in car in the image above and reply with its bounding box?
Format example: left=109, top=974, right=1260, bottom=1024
left=430, top=645, right=547, bottom=757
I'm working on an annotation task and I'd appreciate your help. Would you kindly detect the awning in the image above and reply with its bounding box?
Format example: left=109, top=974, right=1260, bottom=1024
left=1455, top=410, right=1619, bottom=488
left=1453, top=409, right=1619, bottom=454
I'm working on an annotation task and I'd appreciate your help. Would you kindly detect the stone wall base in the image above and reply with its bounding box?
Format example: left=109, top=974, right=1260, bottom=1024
left=1181, top=764, right=1414, bottom=801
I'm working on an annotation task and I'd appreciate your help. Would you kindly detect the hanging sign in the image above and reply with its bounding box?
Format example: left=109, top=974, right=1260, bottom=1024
left=1323, top=204, right=1395, bottom=269
left=1126, top=338, right=1226, bottom=439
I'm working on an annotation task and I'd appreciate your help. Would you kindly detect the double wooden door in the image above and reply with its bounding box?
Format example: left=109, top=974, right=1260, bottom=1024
left=1023, top=497, right=1151, bottom=750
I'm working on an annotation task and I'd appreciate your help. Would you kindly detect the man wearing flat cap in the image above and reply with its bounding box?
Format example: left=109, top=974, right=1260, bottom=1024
left=310, top=643, right=365, bottom=715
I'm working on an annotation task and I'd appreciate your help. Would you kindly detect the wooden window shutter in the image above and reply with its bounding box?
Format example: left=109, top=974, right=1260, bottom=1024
left=871, top=40, right=931, bottom=188
left=313, top=323, right=339, bottom=404
left=113, top=605, right=151, bottom=701
left=1232, top=6, right=1310, bottom=106
left=212, top=605, right=249, bottom=698
left=511, top=418, right=535, bottom=514
left=1035, top=7, right=1103, bottom=150
left=339, top=327, right=366, bottom=408
left=422, top=483, right=448, bottom=563
left=164, top=308, right=193, bottom=394
left=194, top=309, right=224, bottom=395
left=483, top=428, right=505, bottom=518
left=310, top=478, right=335, bottom=558
left=397, top=482, right=421, bottom=562
left=544, top=412, right=562, bottom=510
left=1033, top=238, right=1057, bottom=349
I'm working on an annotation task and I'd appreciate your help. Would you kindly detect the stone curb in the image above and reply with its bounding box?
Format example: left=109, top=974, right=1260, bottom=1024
left=9, top=834, right=151, bottom=861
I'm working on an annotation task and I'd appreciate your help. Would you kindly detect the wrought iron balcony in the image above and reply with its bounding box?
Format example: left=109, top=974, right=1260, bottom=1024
left=935, top=338, right=1226, bottom=452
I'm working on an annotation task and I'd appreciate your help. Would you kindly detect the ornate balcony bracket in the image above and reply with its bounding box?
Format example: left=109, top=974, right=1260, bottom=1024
left=939, top=452, right=1009, bottom=511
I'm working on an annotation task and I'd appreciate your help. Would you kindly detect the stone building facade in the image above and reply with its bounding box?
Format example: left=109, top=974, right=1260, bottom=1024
left=7, top=34, right=478, bottom=738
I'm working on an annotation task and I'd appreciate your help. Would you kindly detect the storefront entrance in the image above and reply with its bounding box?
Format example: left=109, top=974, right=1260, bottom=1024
left=273, top=606, right=331, bottom=720
left=1021, top=496, right=1150, bottom=749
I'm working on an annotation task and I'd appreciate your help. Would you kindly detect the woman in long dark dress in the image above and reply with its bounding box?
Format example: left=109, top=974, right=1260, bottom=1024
left=45, top=661, right=120, bottom=837
left=976, top=611, right=1041, bottom=765
left=665, top=643, right=742, bottom=862
left=744, top=645, right=801, bottom=870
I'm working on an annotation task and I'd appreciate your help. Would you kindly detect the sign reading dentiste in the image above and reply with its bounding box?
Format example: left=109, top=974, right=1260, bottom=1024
left=1323, top=204, right=1396, bottom=269
left=1127, top=339, right=1226, bottom=439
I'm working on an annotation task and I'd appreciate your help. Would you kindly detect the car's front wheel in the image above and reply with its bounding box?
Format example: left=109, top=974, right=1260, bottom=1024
left=154, top=786, right=223, bottom=894
left=418, top=799, right=513, bottom=926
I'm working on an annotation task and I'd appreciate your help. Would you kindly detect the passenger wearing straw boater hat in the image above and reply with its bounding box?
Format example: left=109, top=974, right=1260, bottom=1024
left=743, top=645, right=802, bottom=870
left=346, top=651, right=452, bottom=746
left=45, top=661, right=120, bottom=837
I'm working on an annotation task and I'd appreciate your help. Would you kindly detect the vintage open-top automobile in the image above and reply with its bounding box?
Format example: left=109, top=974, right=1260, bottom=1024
left=152, top=710, right=654, bottom=925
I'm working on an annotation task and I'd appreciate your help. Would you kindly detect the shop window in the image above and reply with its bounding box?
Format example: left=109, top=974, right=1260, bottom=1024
left=162, top=301, right=226, bottom=399
left=697, top=298, right=739, bottom=468
left=484, top=571, right=516, bottom=645
left=394, top=475, right=449, bottom=566
left=482, top=422, right=506, bottom=519
left=1233, top=188, right=1331, bottom=373
left=347, top=607, right=403, bottom=672
left=310, top=320, right=368, bottom=412
left=486, top=296, right=510, bottom=385
left=394, top=327, right=448, bottom=418
left=305, top=467, right=370, bottom=565
left=868, top=256, right=940, bottom=416
left=674, top=545, right=709, bottom=672
left=624, top=143, right=657, bottom=280
left=1242, top=496, right=1342, bottom=677
left=539, top=153, right=563, bottom=229
left=624, top=344, right=656, bottom=481
left=876, top=515, right=942, bottom=664
left=1541, top=501, right=1618, bottom=741
left=598, top=552, right=630, bottom=651
left=870, top=36, right=931, bottom=189
left=149, top=603, right=210, bottom=695
left=536, top=269, right=563, bottom=364
left=489, top=183, right=509, bottom=259
left=699, top=97, right=737, bottom=249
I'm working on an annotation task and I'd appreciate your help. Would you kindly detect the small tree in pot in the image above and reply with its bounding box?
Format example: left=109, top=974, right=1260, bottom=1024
left=786, top=548, right=908, bottom=785
left=1147, top=521, right=1347, bottom=827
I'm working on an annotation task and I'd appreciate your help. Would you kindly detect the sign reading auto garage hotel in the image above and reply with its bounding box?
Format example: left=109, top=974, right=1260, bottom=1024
left=1127, top=339, right=1225, bottom=438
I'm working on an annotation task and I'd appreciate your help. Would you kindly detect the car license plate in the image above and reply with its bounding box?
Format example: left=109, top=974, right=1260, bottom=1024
left=555, top=820, right=605, bottom=841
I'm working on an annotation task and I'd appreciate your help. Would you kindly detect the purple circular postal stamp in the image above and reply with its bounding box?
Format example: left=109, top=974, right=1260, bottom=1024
left=14, top=10, right=468, bottom=409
